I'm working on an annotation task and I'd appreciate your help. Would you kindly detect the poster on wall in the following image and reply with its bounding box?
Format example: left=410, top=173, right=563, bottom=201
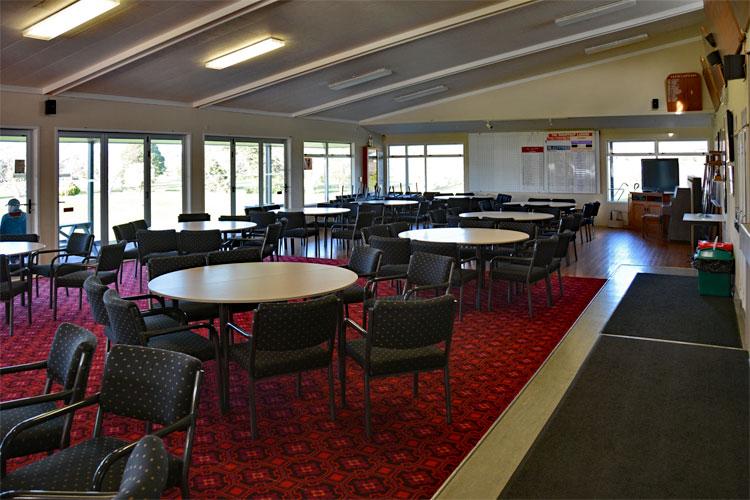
left=521, top=146, right=544, bottom=190
left=545, top=131, right=597, bottom=193
left=665, top=73, right=702, bottom=112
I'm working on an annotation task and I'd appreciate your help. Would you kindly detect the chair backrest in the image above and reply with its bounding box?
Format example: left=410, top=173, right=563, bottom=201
left=277, top=211, right=305, bottom=230
left=0, top=233, right=39, bottom=242
left=47, top=323, right=98, bottom=394
left=179, top=229, right=222, bottom=254
left=495, top=221, right=537, bottom=239
left=563, top=213, right=583, bottom=231
left=136, top=229, right=179, bottom=256
left=178, top=212, right=210, bottom=222
left=478, top=199, right=494, bottom=211
left=387, top=222, right=410, bottom=237
left=370, top=294, right=455, bottom=349
left=0, top=254, right=10, bottom=287
left=354, top=211, right=375, bottom=230
left=409, top=240, right=460, bottom=263
left=348, top=245, right=382, bottom=276
left=591, top=201, right=601, bottom=216
left=247, top=211, right=277, bottom=229
left=496, top=193, right=512, bottom=204
left=207, top=247, right=261, bottom=265
left=264, top=222, right=284, bottom=249
left=406, top=251, right=454, bottom=289
left=96, top=242, right=126, bottom=273
left=369, top=236, right=411, bottom=266
left=84, top=275, right=110, bottom=327
left=531, top=236, right=559, bottom=267
left=553, top=232, right=574, bottom=259
left=528, top=198, right=551, bottom=202
left=581, top=203, right=595, bottom=218
left=148, top=253, right=206, bottom=281
left=113, top=435, right=169, bottom=500
left=533, top=206, right=561, bottom=219
left=361, top=224, right=390, bottom=244
left=218, top=215, right=250, bottom=222
left=252, top=295, right=339, bottom=352
left=429, top=208, right=447, bottom=225
left=100, top=344, right=202, bottom=425
left=103, top=289, right=148, bottom=346
left=130, top=219, right=148, bottom=232
left=551, top=198, right=576, bottom=203
left=112, top=224, right=127, bottom=243
left=459, top=218, right=495, bottom=229
left=446, top=215, right=461, bottom=227
left=65, top=232, right=94, bottom=257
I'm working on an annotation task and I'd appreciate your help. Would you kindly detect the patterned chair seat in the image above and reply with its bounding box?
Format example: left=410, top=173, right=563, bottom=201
left=345, top=338, right=446, bottom=376
left=147, top=330, right=216, bottom=362
left=174, top=300, right=219, bottom=322
left=142, top=312, right=183, bottom=331
left=144, top=250, right=179, bottom=262
left=230, top=343, right=330, bottom=379
left=377, top=263, right=408, bottom=278
left=1, top=436, right=182, bottom=493
left=336, top=283, right=371, bottom=304
left=55, top=269, right=117, bottom=287
left=451, top=267, right=478, bottom=286
left=0, top=402, right=64, bottom=457
left=29, top=262, right=76, bottom=278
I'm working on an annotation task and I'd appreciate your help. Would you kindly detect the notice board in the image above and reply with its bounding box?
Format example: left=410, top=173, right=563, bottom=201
left=468, top=130, right=598, bottom=194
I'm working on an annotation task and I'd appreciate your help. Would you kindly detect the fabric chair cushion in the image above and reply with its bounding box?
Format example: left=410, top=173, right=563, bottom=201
left=451, top=267, right=478, bottom=286
left=377, top=264, right=408, bottom=278
left=491, top=263, right=548, bottom=282
left=346, top=338, right=446, bottom=376
left=142, top=313, right=182, bottom=331
left=173, top=300, right=219, bottom=321
left=0, top=402, right=64, bottom=458
left=1, top=436, right=128, bottom=492
left=147, top=330, right=215, bottom=362
left=336, top=284, right=370, bottom=304
left=230, top=343, right=330, bottom=379
left=144, top=250, right=180, bottom=263
left=55, top=270, right=117, bottom=287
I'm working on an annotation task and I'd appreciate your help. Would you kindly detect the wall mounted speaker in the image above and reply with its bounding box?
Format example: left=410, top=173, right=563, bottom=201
left=723, top=54, right=745, bottom=80
left=651, top=98, right=659, bottom=110
left=706, top=50, right=722, bottom=66
left=44, top=99, right=56, bottom=115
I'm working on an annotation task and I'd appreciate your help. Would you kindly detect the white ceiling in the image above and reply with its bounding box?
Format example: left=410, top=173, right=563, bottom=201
left=0, top=0, right=707, bottom=124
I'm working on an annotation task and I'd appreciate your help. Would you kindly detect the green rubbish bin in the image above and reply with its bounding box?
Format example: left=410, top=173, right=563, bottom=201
left=693, top=248, right=734, bottom=297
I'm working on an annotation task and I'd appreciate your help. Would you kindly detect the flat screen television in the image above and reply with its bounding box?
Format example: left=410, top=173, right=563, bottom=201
left=641, top=158, right=679, bottom=193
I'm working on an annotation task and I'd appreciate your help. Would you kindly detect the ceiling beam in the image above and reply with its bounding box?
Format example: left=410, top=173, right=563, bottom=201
left=293, top=1, right=703, bottom=117
left=42, top=0, right=280, bottom=95
left=191, top=0, right=536, bottom=108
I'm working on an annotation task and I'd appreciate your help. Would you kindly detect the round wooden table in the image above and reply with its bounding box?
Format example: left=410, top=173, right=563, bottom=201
left=149, top=262, right=358, bottom=413
left=504, top=201, right=576, bottom=209
left=173, top=221, right=257, bottom=233
left=399, top=228, right=529, bottom=308
left=459, top=211, right=554, bottom=222
left=0, top=241, right=46, bottom=256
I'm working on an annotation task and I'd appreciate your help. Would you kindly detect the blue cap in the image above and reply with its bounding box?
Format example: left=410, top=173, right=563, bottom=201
left=7, top=199, right=20, bottom=207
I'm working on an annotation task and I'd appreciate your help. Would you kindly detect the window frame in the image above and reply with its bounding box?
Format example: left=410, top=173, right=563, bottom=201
left=387, top=143, right=464, bottom=193
left=607, top=139, right=708, bottom=202
left=303, top=141, right=353, bottom=205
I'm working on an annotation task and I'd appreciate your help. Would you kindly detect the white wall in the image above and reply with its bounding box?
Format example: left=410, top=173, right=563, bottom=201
left=0, top=90, right=374, bottom=249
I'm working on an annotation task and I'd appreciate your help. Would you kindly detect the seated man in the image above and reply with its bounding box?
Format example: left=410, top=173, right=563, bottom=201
left=0, top=198, right=27, bottom=235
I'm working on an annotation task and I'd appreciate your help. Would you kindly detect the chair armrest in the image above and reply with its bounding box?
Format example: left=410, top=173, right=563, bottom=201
left=343, top=318, right=367, bottom=338
left=1, top=396, right=99, bottom=464
left=92, top=415, right=192, bottom=491
left=141, top=322, right=216, bottom=341
left=404, top=283, right=449, bottom=300
left=0, top=389, right=75, bottom=411
left=0, top=360, right=46, bottom=375
left=122, top=293, right=166, bottom=309
left=226, top=322, right=252, bottom=339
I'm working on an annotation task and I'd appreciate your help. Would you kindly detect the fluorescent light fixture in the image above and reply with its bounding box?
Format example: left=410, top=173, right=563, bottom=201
left=555, top=0, right=636, bottom=27
left=328, top=68, right=393, bottom=90
left=23, top=0, right=119, bottom=40
left=394, top=85, right=448, bottom=103
left=206, top=37, right=285, bottom=70
left=584, top=33, right=648, bottom=54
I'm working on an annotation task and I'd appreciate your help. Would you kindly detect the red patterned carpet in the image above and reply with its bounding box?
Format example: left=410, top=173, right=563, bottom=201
left=1, top=257, right=605, bottom=498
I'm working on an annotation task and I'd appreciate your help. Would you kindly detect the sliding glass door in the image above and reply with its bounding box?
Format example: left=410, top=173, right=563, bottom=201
left=58, top=132, right=184, bottom=244
left=0, top=129, right=35, bottom=233
left=205, top=136, right=287, bottom=219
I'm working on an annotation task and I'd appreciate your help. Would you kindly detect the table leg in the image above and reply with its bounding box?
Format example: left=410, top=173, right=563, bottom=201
left=218, top=304, right=230, bottom=414
left=476, top=246, right=483, bottom=310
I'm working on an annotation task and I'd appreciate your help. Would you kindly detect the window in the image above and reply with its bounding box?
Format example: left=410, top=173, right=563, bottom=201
left=607, top=140, right=708, bottom=201
left=387, top=144, right=463, bottom=193
left=303, top=142, right=352, bottom=205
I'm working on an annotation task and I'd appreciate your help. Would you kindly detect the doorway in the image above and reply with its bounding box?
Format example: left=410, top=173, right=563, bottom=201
left=0, top=129, right=35, bottom=233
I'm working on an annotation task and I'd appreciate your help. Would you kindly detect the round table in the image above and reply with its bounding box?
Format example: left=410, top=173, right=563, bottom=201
left=459, top=211, right=553, bottom=222
left=357, top=200, right=418, bottom=206
left=504, top=201, right=576, bottom=209
left=173, top=221, right=256, bottom=233
left=149, top=262, right=358, bottom=413
left=0, top=241, right=46, bottom=256
left=399, top=228, right=529, bottom=308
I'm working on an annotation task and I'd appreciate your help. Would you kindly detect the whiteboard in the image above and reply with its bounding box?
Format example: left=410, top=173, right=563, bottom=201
left=468, top=130, right=598, bottom=194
